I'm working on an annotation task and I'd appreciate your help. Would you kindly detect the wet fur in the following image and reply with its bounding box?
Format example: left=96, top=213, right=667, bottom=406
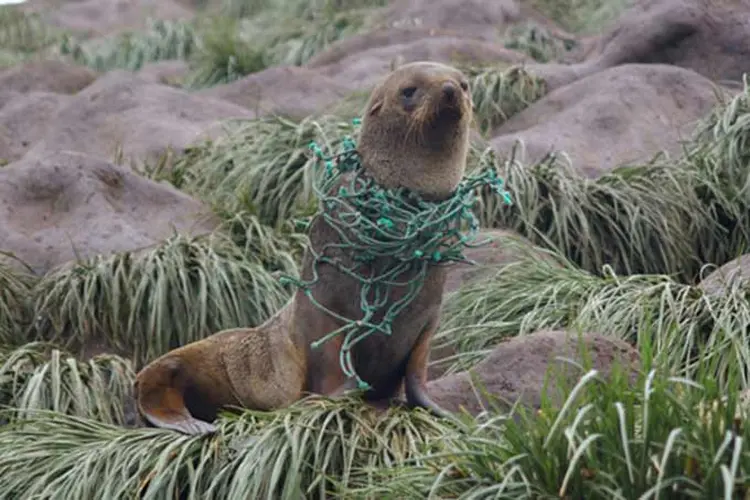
left=135, top=61, right=473, bottom=434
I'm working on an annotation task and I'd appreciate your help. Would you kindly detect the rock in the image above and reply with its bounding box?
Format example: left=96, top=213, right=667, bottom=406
left=315, top=35, right=527, bottom=90
left=443, top=229, right=556, bottom=295
left=306, top=27, right=453, bottom=68
left=24, top=71, right=254, bottom=165
left=0, top=151, right=219, bottom=274
left=378, top=0, right=522, bottom=41
left=21, top=0, right=194, bottom=37
left=490, top=63, right=723, bottom=177
left=699, top=254, right=750, bottom=297
left=581, top=0, right=750, bottom=85
left=0, top=61, right=97, bottom=95
left=0, top=92, right=71, bottom=163
left=428, top=329, right=640, bottom=416
left=201, top=66, right=352, bottom=120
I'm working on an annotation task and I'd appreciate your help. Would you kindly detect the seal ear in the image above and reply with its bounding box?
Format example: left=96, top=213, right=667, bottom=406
left=368, top=99, right=383, bottom=116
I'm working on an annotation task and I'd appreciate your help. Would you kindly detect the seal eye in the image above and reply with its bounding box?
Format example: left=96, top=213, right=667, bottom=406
left=401, top=87, right=417, bottom=99
left=459, top=81, right=469, bottom=92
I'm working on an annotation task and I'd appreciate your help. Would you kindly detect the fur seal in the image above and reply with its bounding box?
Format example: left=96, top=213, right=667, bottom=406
left=134, top=61, right=474, bottom=434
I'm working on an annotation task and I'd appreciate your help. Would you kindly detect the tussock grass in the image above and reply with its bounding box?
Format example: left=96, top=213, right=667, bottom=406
left=217, top=211, right=307, bottom=272
left=29, top=233, right=290, bottom=365
left=464, top=65, right=547, bottom=135
left=161, top=115, right=356, bottom=229
left=182, top=17, right=268, bottom=89
left=0, top=397, right=452, bottom=499
left=0, top=7, right=61, bottom=67
left=264, top=10, right=370, bottom=67
left=688, top=77, right=750, bottom=267
left=530, top=0, right=634, bottom=34
left=0, top=260, right=34, bottom=345
left=435, top=251, right=750, bottom=388
left=59, top=18, right=199, bottom=72
left=187, top=1, right=385, bottom=87
left=354, top=368, right=750, bottom=499
left=471, top=144, right=712, bottom=280
left=0, top=7, right=57, bottom=54
left=504, top=21, right=577, bottom=63
left=0, top=343, right=134, bottom=425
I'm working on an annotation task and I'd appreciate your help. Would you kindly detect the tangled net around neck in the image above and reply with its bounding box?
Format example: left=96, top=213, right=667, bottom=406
left=280, top=118, right=512, bottom=390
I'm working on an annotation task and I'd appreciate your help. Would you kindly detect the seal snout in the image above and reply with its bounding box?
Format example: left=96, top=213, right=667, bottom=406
left=434, top=78, right=466, bottom=121
left=442, top=81, right=457, bottom=102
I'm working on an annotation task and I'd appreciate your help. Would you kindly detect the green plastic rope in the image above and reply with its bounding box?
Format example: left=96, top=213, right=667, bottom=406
left=280, top=118, right=512, bottom=390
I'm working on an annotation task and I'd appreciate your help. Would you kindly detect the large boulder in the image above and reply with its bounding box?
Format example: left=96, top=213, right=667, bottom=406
left=201, top=66, right=352, bottom=120
left=428, top=329, right=640, bottom=416
left=580, top=0, right=750, bottom=86
left=377, top=0, right=522, bottom=41
left=306, top=28, right=453, bottom=68
left=21, top=0, right=194, bottom=37
left=699, top=254, right=750, bottom=297
left=314, top=35, right=526, bottom=90
left=23, top=71, right=254, bottom=164
left=0, top=92, right=71, bottom=163
left=490, top=63, right=723, bottom=177
left=0, top=61, right=97, bottom=95
left=0, top=152, right=219, bottom=274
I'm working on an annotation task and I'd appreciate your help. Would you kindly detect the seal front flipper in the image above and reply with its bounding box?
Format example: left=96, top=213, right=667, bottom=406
left=404, top=317, right=450, bottom=419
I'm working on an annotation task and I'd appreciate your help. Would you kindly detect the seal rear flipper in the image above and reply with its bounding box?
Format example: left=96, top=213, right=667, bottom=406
left=139, top=386, right=217, bottom=436
left=135, top=356, right=218, bottom=436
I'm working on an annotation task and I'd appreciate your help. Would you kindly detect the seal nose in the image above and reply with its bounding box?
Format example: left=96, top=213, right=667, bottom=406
left=442, top=81, right=457, bottom=101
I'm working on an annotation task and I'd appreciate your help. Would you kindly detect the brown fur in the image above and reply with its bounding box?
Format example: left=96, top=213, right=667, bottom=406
left=134, top=61, right=473, bottom=434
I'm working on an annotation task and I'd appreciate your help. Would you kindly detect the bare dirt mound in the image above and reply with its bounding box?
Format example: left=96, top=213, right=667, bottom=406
left=306, top=28, right=452, bottom=68
left=201, top=66, right=353, bottom=120
left=314, top=34, right=527, bottom=90
left=428, top=329, right=640, bottom=416
left=21, top=0, right=194, bottom=37
left=377, top=0, right=522, bottom=41
left=0, top=92, right=71, bottom=163
left=0, top=61, right=97, bottom=95
left=699, top=254, right=750, bottom=297
left=24, top=70, right=254, bottom=165
left=0, top=151, right=219, bottom=274
left=490, top=63, right=722, bottom=177
left=577, top=0, right=750, bottom=86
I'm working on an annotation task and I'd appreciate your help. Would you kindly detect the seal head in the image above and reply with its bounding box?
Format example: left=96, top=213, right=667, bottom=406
left=357, top=61, right=472, bottom=200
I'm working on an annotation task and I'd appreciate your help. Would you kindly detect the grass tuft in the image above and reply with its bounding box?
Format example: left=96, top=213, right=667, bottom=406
left=182, top=17, right=268, bottom=89
left=353, top=368, right=750, bottom=499
left=435, top=250, right=750, bottom=388
left=470, top=144, right=712, bottom=280
left=529, top=0, right=634, bottom=34
left=464, top=65, right=547, bottom=135
left=0, top=7, right=57, bottom=54
left=504, top=21, right=577, bottom=63
left=0, top=397, right=452, bottom=498
left=59, top=18, right=199, bottom=72
left=0, top=259, right=34, bottom=345
left=0, top=343, right=134, bottom=426
left=29, top=233, right=290, bottom=365
left=158, top=115, right=357, bottom=229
